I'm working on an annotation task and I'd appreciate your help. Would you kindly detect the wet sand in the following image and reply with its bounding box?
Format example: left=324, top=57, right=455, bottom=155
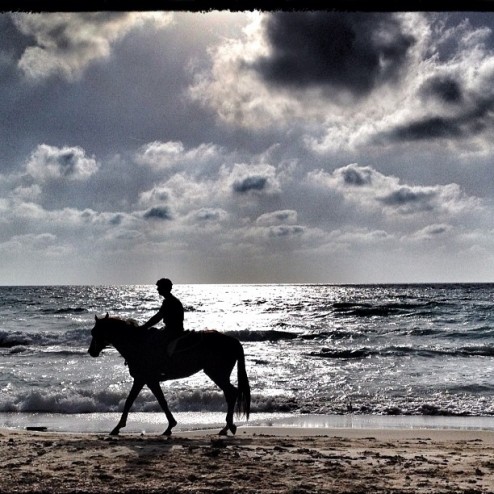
left=1, top=426, right=494, bottom=493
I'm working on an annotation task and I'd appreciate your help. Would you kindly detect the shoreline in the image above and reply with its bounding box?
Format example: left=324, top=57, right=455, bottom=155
left=1, top=411, right=494, bottom=435
left=1, top=425, right=494, bottom=493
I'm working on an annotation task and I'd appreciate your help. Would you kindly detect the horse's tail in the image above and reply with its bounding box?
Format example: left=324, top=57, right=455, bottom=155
left=236, top=341, right=251, bottom=420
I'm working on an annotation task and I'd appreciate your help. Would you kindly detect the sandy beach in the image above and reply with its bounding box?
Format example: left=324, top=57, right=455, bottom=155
left=1, top=425, right=494, bottom=493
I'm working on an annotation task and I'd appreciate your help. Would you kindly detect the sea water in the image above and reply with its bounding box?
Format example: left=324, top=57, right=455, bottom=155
left=1, top=283, right=494, bottom=432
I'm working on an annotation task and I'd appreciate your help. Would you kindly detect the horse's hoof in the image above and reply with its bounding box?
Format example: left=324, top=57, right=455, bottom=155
left=163, top=419, right=177, bottom=436
left=218, top=427, right=228, bottom=436
left=229, top=424, right=237, bottom=435
left=109, top=429, right=120, bottom=436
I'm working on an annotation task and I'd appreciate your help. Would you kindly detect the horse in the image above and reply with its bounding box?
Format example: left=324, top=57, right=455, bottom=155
left=88, top=314, right=250, bottom=436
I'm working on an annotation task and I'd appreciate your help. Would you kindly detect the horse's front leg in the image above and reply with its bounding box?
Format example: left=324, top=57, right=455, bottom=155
left=110, top=380, right=144, bottom=436
left=147, top=381, right=177, bottom=436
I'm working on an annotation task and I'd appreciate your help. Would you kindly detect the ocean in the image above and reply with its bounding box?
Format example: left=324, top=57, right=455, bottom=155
left=1, top=283, right=494, bottom=433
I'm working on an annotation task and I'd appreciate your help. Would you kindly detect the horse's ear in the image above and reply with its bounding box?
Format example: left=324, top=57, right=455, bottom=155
left=95, top=315, right=99, bottom=321
left=105, top=312, right=109, bottom=319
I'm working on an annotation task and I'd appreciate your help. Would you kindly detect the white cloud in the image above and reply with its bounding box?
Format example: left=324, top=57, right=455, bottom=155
left=25, top=144, right=98, bottom=182
left=192, top=208, right=228, bottom=223
left=12, top=184, right=42, bottom=201
left=410, top=223, right=453, bottom=241
left=189, top=12, right=306, bottom=129
left=256, top=209, right=297, bottom=225
left=155, top=172, right=216, bottom=212
left=135, top=140, right=221, bottom=171
left=137, top=158, right=286, bottom=223
left=135, top=141, right=184, bottom=170
left=12, top=12, right=174, bottom=81
left=306, top=163, right=481, bottom=218
left=138, top=184, right=171, bottom=207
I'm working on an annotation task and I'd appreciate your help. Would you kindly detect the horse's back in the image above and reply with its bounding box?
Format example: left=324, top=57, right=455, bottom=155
left=172, top=329, right=240, bottom=353
left=126, top=327, right=243, bottom=380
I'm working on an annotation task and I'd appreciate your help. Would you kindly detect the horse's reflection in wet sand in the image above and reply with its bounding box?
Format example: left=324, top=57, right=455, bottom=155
left=88, top=314, right=250, bottom=436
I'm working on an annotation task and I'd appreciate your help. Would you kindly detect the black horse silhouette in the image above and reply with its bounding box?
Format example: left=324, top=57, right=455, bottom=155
left=88, top=314, right=250, bottom=436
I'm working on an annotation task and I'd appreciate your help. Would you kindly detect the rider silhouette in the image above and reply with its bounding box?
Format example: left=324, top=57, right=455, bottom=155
left=140, top=278, right=184, bottom=340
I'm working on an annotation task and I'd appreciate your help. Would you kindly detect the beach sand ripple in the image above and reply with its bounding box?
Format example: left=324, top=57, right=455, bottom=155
left=0, top=427, right=493, bottom=493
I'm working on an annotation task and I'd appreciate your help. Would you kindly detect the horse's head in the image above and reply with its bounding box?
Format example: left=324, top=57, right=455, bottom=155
left=88, top=313, right=111, bottom=357
left=88, top=313, right=138, bottom=357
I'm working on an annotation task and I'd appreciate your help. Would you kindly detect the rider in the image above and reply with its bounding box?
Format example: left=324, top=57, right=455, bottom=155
left=140, top=278, right=184, bottom=341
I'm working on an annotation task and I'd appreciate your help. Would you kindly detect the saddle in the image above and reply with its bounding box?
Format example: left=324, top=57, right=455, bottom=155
left=166, top=330, right=209, bottom=357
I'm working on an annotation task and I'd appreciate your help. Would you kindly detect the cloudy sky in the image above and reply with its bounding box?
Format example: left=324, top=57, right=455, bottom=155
left=2, top=10, right=494, bottom=285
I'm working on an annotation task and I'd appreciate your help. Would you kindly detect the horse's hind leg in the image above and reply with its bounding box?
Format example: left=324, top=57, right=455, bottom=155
left=147, top=381, right=177, bottom=436
left=220, top=382, right=238, bottom=435
left=206, top=371, right=238, bottom=435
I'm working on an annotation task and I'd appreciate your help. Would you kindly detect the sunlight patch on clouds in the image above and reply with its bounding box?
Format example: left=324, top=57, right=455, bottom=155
left=188, top=13, right=309, bottom=129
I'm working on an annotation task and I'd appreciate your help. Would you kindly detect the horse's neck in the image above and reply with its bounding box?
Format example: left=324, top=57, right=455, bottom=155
left=111, top=338, right=132, bottom=360
left=107, top=322, right=138, bottom=360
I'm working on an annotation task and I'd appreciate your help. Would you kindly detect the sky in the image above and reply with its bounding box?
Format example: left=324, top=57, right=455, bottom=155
left=2, top=9, right=494, bottom=285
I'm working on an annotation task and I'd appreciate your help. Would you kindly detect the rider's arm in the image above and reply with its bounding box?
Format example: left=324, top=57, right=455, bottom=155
left=140, top=309, right=164, bottom=330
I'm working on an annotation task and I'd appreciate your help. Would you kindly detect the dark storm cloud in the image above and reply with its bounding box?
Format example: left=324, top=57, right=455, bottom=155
left=388, top=116, right=464, bottom=141
left=268, top=225, right=304, bottom=238
left=255, top=12, right=415, bottom=97
left=420, top=75, right=464, bottom=105
left=143, top=206, right=172, bottom=220
left=109, top=214, right=123, bottom=226
left=378, top=187, right=435, bottom=212
left=56, top=150, right=86, bottom=176
left=385, top=93, right=494, bottom=142
left=342, top=166, right=373, bottom=186
left=424, top=225, right=449, bottom=235
left=233, top=175, right=268, bottom=193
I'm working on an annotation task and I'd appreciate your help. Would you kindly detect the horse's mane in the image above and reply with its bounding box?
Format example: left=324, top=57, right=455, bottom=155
left=105, top=316, right=139, bottom=328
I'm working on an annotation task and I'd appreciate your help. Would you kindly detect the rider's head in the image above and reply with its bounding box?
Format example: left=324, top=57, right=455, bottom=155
left=156, top=278, right=173, bottom=294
